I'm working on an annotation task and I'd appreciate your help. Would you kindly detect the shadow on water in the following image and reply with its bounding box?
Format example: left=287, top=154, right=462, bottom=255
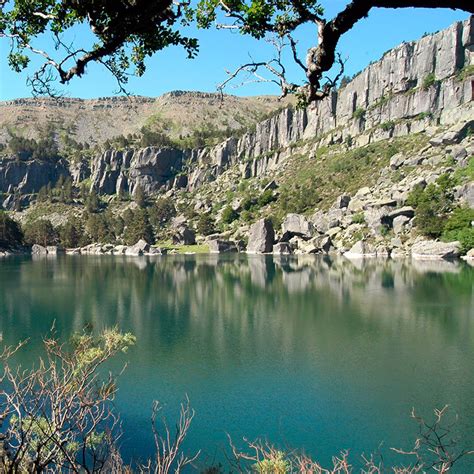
left=0, top=254, right=473, bottom=467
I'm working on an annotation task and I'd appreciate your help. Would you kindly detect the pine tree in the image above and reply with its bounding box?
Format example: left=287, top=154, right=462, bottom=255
left=86, top=189, right=100, bottom=213
left=134, top=184, right=146, bottom=208
left=124, top=209, right=154, bottom=245
left=23, top=219, right=57, bottom=247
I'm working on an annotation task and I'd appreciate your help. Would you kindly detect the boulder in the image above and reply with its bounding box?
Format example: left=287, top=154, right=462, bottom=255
left=411, top=240, right=461, bottom=260
left=272, top=242, right=292, bottom=255
left=31, top=244, right=48, bottom=255
left=281, top=213, right=314, bottom=240
left=463, top=248, right=474, bottom=260
left=348, top=198, right=364, bottom=213
left=429, top=120, right=473, bottom=146
left=344, top=240, right=377, bottom=258
left=147, top=247, right=165, bottom=255
left=364, top=208, right=389, bottom=234
left=125, top=239, right=150, bottom=256
left=387, top=206, right=415, bottom=220
left=172, top=227, right=196, bottom=245
left=390, top=153, right=406, bottom=169
left=393, top=215, right=411, bottom=235
left=247, top=218, right=274, bottom=254
left=332, top=195, right=351, bottom=209
left=46, top=246, right=62, bottom=255
left=263, top=180, right=278, bottom=191
left=208, top=239, right=238, bottom=253
left=455, top=182, right=474, bottom=208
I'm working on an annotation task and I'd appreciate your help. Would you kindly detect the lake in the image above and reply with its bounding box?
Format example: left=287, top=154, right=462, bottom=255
left=0, top=255, right=473, bottom=470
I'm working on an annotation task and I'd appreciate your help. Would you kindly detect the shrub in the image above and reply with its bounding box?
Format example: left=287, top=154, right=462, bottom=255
left=352, top=212, right=365, bottom=224
left=352, top=107, right=366, bottom=120
left=197, top=213, right=216, bottom=236
left=221, top=206, right=239, bottom=224
left=441, top=207, right=474, bottom=253
left=407, top=182, right=453, bottom=238
left=380, top=121, right=395, bottom=132
left=257, top=189, right=275, bottom=208
left=422, top=72, right=438, bottom=90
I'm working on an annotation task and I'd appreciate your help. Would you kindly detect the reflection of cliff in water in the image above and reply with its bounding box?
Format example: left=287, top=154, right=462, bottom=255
left=1, top=255, right=473, bottom=350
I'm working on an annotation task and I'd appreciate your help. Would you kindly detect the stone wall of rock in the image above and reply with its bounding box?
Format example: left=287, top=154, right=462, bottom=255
left=88, top=17, right=474, bottom=196
left=184, top=17, right=473, bottom=186
left=0, top=157, right=70, bottom=195
left=90, top=146, right=188, bottom=195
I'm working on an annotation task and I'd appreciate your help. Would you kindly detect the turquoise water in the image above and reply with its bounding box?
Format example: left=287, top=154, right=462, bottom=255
left=0, top=255, right=473, bottom=469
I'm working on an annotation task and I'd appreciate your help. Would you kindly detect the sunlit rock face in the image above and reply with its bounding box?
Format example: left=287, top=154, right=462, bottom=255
left=86, top=18, right=474, bottom=195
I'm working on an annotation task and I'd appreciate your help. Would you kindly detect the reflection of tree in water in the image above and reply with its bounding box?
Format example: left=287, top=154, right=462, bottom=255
left=1, top=255, right=473, bottom=352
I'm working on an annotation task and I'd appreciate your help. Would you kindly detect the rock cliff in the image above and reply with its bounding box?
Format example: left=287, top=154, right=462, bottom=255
left=87, top=17, right=474, bottom=195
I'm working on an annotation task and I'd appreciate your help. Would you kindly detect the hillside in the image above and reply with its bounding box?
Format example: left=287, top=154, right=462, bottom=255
left=0, top=92, right=293, bottom=146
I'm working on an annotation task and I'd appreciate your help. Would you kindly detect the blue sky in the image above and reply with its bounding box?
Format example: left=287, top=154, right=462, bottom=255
left=0, top=2, right=470, bottom=100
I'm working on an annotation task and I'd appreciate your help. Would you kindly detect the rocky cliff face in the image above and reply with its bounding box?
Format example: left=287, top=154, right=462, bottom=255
left=0, top=158, right=69, bottom=205
left=87, top=17, right=474, bottom=196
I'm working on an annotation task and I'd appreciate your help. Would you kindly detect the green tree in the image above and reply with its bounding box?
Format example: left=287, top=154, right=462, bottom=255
left=23, top=219, right=58, bottom=247
left=221, top=206, right=239, bottom=225
left=0, top=211, right=23, bottom=248
left=124, top=209, right=154, bottom=245
left=407, top=180, right=454, bottom=238
left=150, top=197, right=176, bottom=227
left=86, top=189, right=100, bottom=213
left=59, top=217, right=83, bottom=248
left=134, top=184, right=147, bottom=208
left=197, top=213, right=216, bottom=236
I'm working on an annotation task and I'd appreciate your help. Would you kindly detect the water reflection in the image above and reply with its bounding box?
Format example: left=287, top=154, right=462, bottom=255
left=0, top=255, right=473, bottom=466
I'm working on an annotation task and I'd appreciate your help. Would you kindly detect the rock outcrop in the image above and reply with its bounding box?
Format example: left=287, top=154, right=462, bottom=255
left=411, top=240, right=461, bottom=260
left=0, top=158, right=70, bottom=196
left=247, top=218, right=275, bottom=254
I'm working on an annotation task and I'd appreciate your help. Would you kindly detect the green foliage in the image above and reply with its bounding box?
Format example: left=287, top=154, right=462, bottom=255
left=134, top=184, right=147, bottom=208
left=23, top=219, right=58, bottom=247
left=352, top=107, right=366, bottom=120
left=456, top=64, right=474, bottom=82
left=0, top=211, right=23, bottom=248
left=140, top=127, right=174, bottom=148
left=221, top=206, right=239, bottom=224
left=197, top=213, right=216, bottom=236
left=2, top=0, right=198, bottom=95
left=352, top=212, right=365, bottom=224
left=441, top=207, right=474, bottom=253
left=422, top=73, right=438, bottom=90
left=150, top=197, right=177, bottom=227
left=453, top=156, right=474, bottom=184
left=407, top=179, right=454, bottom=238
left=380, top=121, right=395, bottom=132
left=123, top=208, right=154, bottom=245
left=257, top=189, right=276, bottom=207
left=7, top=131, right=60, bottom=162
left=278, top=175, right=321, bottom=215
left=85, top=189, right=100, bottom=213
left=254, top=451, right=290, bottom=474
left=84, top=212, right=119, bottom=244
left=59, top=217, right=83, bottom=248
